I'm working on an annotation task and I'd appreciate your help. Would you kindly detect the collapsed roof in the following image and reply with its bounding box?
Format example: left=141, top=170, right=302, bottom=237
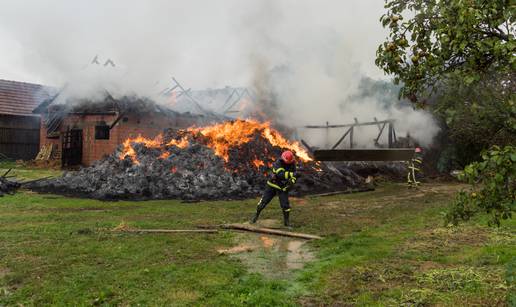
left=32, top=90, right=220, bottom=136
left=160, top=80, right=255, bottom=117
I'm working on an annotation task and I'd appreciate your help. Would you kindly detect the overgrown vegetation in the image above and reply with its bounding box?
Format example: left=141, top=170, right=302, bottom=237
left=447, top=145, right=515, bottom=226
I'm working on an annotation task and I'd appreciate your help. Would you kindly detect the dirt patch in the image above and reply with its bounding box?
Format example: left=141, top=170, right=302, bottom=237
left=290, top=197, right=308, bottom=206
left=0, top=267, right=10, bottom=279
left=254, top=219, right=282, bottom=229
left=260, top=236, right=276, bottom=248
left=217, top=244, right=255, bottom=255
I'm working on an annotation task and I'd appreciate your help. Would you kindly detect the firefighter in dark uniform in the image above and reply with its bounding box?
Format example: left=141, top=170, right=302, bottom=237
left=251, top=150, right=297, bottom=227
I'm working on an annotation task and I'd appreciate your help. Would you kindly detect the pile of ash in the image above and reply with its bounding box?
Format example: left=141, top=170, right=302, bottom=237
left=28, top=120, right=365, bottom=200
left=0, top=176, right=21, bottom=196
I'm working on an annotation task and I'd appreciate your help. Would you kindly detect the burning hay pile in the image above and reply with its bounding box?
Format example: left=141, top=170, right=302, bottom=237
left=29, top=120, right=364, bottom=200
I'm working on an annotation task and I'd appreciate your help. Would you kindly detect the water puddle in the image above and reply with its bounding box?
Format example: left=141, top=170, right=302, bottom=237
left=219, top=221, right=315, bottom=279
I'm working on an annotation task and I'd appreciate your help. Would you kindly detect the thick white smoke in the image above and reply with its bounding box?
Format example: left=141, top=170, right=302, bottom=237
left=0, top=0, right=439, bottom=146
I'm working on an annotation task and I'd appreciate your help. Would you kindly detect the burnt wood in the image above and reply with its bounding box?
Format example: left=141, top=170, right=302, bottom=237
left=314, top=149, right=415, bottom=161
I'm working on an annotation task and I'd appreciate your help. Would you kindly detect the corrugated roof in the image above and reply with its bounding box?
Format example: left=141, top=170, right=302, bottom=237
left=0, top=79, right=55, bottom=116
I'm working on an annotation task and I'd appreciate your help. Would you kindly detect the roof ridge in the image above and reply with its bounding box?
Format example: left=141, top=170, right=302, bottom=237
left=0, top=78, right=55, bottom=89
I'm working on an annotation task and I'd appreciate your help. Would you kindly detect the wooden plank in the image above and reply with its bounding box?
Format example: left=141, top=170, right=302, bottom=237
left=116, top=229, right=219, bottom=234
left=314, top=149, right=415, bottom=161
left=331, top=127, right=352, bottom=149
left=374, top=122, right=387, bottom=145
left=222, top=223, right=323, bottom=240
left=308, top=187, right=375, bottom=197
left=304, top=120, right=394, bottom=129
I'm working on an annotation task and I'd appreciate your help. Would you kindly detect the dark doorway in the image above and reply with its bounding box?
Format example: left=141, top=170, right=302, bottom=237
left=62, top=129, right=83, bottom=167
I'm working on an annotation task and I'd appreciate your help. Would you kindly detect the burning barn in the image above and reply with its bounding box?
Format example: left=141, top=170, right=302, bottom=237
left=33, top=93, right=211, bottom=167
left=27, top=82, right=365, bottom=200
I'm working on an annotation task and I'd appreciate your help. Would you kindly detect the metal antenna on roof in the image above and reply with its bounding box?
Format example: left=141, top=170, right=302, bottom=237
left=91, top=55, right=100, bottom=65
left=104, top=59, right=116, bottom=67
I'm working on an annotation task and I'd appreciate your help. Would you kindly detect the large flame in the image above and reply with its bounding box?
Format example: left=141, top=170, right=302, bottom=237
left=189, top=119, right=312, bottom=162
left=119, top=119, right=312, bottom=166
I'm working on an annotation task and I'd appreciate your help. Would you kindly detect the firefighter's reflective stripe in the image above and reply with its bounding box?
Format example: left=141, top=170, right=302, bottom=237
left=267, top=181, right=287, bottom=191
left=284, top=171, right=290, bottom=179
left=273, top=167, right=285, bottom=174
left=408, top=166, right=420, bottom=171
left=414, top=159, right=422, bottom=163
left=283, top=208, right=291, bottom=212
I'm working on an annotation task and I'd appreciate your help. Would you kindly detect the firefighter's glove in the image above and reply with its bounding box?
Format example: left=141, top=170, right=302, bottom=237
left=289, top=176, right=297, bottom=184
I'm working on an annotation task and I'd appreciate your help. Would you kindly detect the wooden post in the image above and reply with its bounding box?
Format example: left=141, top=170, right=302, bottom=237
left=392, top=121, right=397, bottom=143
left=350, top=126, right=354, bottom=148
left=388, top=122, right=393, bottom=148
left=374, top=122, right=387, bottom=146
left=331, top=127, right=352, bottom=149
left=374, top=117, right=382, bottom=131
left=325, top=121, right=329, bottom=148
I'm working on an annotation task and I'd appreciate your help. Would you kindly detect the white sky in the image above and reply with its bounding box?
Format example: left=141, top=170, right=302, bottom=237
left=0, top=0, right=388, bottom=88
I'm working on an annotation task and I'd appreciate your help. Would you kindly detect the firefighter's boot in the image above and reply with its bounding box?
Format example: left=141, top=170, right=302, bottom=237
left=251, top=202, right=266, bottom=224
left=283, top=210, right=291, bottom=228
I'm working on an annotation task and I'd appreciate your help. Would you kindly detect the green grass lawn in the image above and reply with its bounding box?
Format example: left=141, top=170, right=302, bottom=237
left=0, top=172, right=514, bottom=305
left=0, top=161, right=62, bottom=182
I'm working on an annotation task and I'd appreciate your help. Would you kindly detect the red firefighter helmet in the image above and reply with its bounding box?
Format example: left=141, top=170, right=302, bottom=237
left=415, top=147, right=422, bottom=153
left=281, top=150, right=295, bottom=164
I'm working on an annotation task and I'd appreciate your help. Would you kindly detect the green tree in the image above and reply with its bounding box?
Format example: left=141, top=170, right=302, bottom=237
left=376, top=0, right=515, bottom=102
left=433, top=70, right=516, bottom=168
left=446, top=145, right=515, bottom=226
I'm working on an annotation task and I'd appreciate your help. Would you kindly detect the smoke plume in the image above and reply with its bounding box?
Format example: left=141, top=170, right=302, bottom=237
left=0, top=0, right=439, bottom=146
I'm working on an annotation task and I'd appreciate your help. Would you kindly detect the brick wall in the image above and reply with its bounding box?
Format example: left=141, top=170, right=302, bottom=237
left=40, top=111, right=200, bottom=166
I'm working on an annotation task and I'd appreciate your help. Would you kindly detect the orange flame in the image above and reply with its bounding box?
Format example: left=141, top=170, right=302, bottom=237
left=119, top=120, right=312, bottom=167
left=119, top=134, right=162, bottom=164
left=166, top=136, right=189, bottom=148
left=253, top=159, right=265, bottom=168
left=189, top=119, right=312, bottom=162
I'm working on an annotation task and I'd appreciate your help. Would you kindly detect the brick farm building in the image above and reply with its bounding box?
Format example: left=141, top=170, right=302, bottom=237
left=33, top=94, right=207, bottom=167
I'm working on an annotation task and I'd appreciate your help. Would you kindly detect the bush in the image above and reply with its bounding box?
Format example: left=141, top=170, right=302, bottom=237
left=446, top=145, right=515, bottom=226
